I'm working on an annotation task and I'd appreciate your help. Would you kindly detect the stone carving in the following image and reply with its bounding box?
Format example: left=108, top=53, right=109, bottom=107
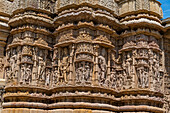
left=45, top=68, right=51, bottom=86
left=76, top=61, right=92, bottom=84
left=0, top=58, right=4, bottom=74
left=137, top=67, right=149, bottom=88
left=32, top=47, right=38, bottom=85
left=38, top=56, right=46, bottom=84
left=52, top=67, right=58, bottom=85
left=116, top=71, right=124, bottom=90
left=125, top=53, right=132, bottom=76
left=5, top=67, right=12, bottom=84
left=59, top=48, right=69, bottom=83
left=77, top=33, right=92, bottom=41
left=22, top=46, right=32, bottom=55
left=1, top=0, right=169, bottom=113
left=98, top=48, right=107, bottom=85
left=35, top=38, right=48, bottom=46
left=109, top=70, right=116, bottom=89
left=58, top=32, right=75, bottom=43
left=25, top=64, right=32, bottom=84
left=20, top=64, right=32, bottom=84
left=94, top=35, right=112, bottom=45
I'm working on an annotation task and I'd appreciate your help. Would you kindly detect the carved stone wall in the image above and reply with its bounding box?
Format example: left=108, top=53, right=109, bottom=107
left=0, top=0, right=169, bottom=113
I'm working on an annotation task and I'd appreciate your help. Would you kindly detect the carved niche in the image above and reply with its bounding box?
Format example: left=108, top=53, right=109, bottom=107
left=75, top=42, right=94, bottom=85
left=58, top=47, right=70, bottom=84
left=98, top=47, right=107, bottom=86
left=37, top=49, right=48, bottom=85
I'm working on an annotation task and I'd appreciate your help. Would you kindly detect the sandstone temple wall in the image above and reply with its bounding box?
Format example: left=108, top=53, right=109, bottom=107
left=0, top=0, right=169, bottom=113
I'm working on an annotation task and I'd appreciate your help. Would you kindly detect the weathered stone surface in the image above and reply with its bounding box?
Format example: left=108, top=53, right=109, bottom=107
left=0, top=0, right=169, bottom=113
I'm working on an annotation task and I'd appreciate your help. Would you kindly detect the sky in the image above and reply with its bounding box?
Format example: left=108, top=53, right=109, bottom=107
left=158, top=0, right=170, bottom=19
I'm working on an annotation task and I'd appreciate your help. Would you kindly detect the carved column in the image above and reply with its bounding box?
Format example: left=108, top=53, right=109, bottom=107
left=93, top=44, right=99, bottom=86
left=107, top=49, right=111, bottom=76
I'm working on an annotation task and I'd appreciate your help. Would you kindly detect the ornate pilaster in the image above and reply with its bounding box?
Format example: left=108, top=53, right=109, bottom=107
left=93, top=44, right=99, bottom=86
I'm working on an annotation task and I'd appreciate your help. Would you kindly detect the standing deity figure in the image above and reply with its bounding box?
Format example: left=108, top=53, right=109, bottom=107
left=117, top=71, right=124, bottom=90
left=137, top=67, right=148, bottom=88
left=59, top=48, right=69, bottom=83
left=10, top=50, right=17, bottom=78
left=25, top=65, right=32, bottom=84
left=125, top=53, right=132, bottom=76
left=20, top=64, right=25, bottom=84
left=98, top=48, right=107, bottom=85
left=38, top=57, right=46, bottom=82
left=153, top=54, right=159, bottom=77
left=45, top=69, right=51, bottom=86
left=85, top=62, right=91, bottom=81
left=5, top=67, right=11, bottom=83
left=76, top=63, right=83, bottom=82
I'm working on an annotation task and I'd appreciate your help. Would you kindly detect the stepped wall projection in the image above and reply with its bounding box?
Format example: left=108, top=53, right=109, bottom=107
left=0, top=0, right=169, bottom=113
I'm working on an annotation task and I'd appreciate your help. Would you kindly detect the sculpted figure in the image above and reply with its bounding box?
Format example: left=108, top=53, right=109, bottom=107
left=20, top=64, right=25, bottom=84
left=59, top=48, right=69, bottom=83
left=137, top=67, right=148, bottom=88
left=153, top=54, right=160, bottom=79
left=10, top=50, right=17, bottom=78
left=110, top=70, right=116, bottom=89
left=25, top=65, right=32, bottom=84
left=125, top=53, right=132, bottom=76
left=76, top=63, right=83, bottom=82
left=52, top=67, right=58, bottom=85
left=85, top=62, right=91, bottom=81
left=98, top=48, right=107, bottom=85
left=76, top=61, right=92, bottom=84
left=45, top=69, right=51, bottom=86
left=117, top=71, right=124, bottom=90
left=5, top=67, right=11, bottom=83
left=38, top=57, right=46, bottom=82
